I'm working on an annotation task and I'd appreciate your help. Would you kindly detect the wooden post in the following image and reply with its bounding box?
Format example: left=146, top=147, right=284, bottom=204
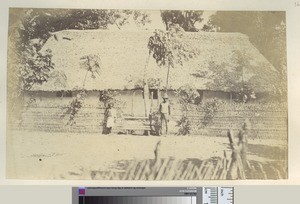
left=150, top=91, right=154, bottom=114
left=166, top=65, right=171, bottom=92
left=226, top=130, right=239, bottom=180
left=143, top=82, right=150, bottom=117
left=143, top=54, right=151, bottom=117
left=131, top=90, right=136, bottom=116
left=154, top=140, right=161, bottom=164
left=238, top=120, right=249, bottom=169
left=226, top=119, right=251, bottom=179
left=157, top=88, right=160, bottom=108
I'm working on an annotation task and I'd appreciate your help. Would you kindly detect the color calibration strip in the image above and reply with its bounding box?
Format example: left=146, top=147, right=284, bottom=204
left=79, top=196, right=196, bottom=204
left=202, top=187, right=234, bottom=204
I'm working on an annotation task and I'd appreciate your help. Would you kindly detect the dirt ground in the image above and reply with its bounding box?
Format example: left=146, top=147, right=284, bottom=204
left=6, top=130, right=287, bottom=180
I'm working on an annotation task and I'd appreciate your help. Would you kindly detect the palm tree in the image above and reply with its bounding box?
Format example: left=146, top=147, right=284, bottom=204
left=147, top=25, right=196, bottom=92
left=80, top=54, right=102, bottom=89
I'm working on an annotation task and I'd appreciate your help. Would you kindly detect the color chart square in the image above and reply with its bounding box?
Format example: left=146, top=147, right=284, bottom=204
left=78, top=188, right=86, bottom=195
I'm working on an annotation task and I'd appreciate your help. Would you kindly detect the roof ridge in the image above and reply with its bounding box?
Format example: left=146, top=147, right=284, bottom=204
left=52, top=29, right=248, bottom=38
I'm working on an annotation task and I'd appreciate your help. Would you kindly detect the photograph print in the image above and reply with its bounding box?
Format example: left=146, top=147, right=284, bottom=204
left=6, top=8, right=287, bottom=180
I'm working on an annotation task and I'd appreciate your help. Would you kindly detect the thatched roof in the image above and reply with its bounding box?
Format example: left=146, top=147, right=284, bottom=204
left=31, top=29, right=279, bottom=92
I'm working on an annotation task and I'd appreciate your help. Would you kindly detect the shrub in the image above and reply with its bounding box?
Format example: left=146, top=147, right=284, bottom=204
left=202, top=98, right=221, bottom=126
left=176, top=116, right=192, bottom=135
left=64, top=90, right=87, bottom=126
left=149, top=111, right=161, bottom=135
left=99, top=90, right=125, bottom=109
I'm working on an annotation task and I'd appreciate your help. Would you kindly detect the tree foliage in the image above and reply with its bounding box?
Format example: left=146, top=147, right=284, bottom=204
left=147, top=25, right=197, bottom=89
left=175, top=85, right=200, bottom=135
left=201, top=99, right=221, bottom=126
left=80, top=54, right=102, bottom=87
left=18, top=9, right=150, bottom=46
left=175, top=85, right=201, bottom=111
left=209, top=11, right=286, bottom=72
left=204, top=51, right=255, bottom=97
left=176, top=116, right=192, bottom=135
left=197, top=50, right=277, bottom=102
left=64, top=90, right=87, bottom=126
left=160, top=10, right=204, bottom=31
left=148, top=25, right=196, bottom=68
left=19, top=42, right=55, bottom=90
left=99, top=90, right=125, bottom=109
left=201, top=19, right=218, bottom=32
left=12, top=8, right=150, bottom=91
left=200, top=11, right=286, bottom=99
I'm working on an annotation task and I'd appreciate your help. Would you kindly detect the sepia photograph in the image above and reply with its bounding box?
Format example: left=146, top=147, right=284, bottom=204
left=6, top=8, right=287, bottom=180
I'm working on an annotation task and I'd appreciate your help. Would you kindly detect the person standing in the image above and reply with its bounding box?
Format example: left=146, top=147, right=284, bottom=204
left=105, top=103, right=117, bottom=134
left=159, top=93, right=171, bottom=136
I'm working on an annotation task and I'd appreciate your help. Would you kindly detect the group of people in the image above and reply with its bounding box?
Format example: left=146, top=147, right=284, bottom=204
left=104, top=93, right=171, bottom=136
